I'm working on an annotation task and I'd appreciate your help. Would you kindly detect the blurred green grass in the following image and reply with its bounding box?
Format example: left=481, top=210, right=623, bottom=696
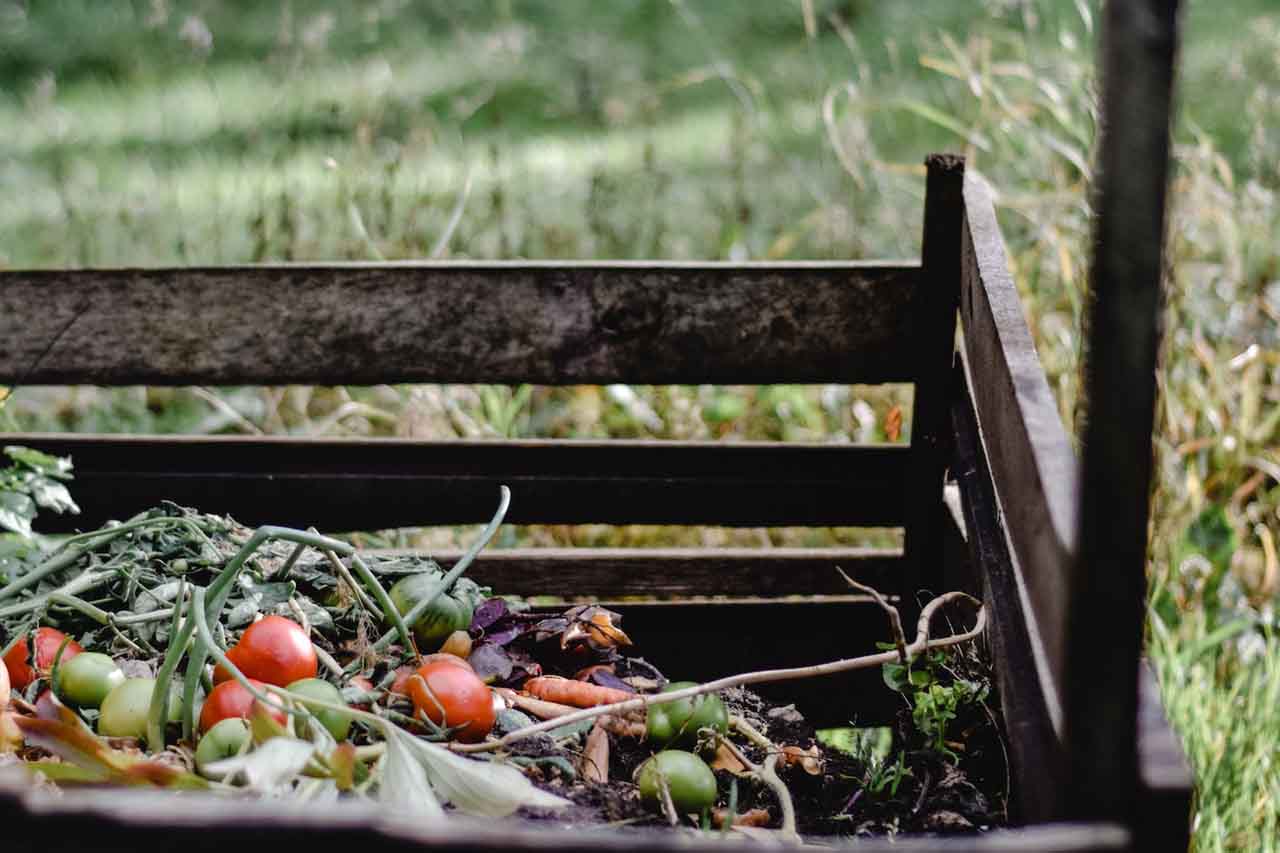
left=2, top=1, right=1280, bottom=847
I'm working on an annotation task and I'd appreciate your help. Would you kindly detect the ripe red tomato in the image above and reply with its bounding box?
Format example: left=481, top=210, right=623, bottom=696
left=199, top=678, right=287, bottom=732
left=211, top=645, right=247, bottom=685
left=3, top=627, right=84, bottom=691
left=221, top=616, right=316, bottom=687
left=406, top=660, right=495, bottom=743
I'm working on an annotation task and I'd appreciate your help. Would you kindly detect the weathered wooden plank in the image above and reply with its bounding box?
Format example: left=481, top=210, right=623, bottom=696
left=959, top=174, right=1078, bottom=705
left=11, top=433, right=910, bottom=530
left=0, top=761, right=1132, bottom=853
left=384, top=546, right=902, bottom=598
left=952, top=363, right=1065, bottom=823
left=1135, top=665, right=1192, bottom=851
left=0, top=262, right=921, bottom=386
left=1068, top=0, right=1183, bottom=825
left=903, top=154, right=965, bottom=616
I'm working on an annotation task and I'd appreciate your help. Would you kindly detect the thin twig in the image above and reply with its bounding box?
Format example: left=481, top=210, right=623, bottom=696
left=454, top=590, right=984, bottom=754
left=838, top=567, right=907, bottom=663
left=325, top=550, right=384, bottom=619
left=313, top=643, right=345, bottom=679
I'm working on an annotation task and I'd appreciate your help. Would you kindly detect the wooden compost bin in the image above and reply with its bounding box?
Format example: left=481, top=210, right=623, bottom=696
left=0, top=154, right=1193, bottom=851
left=0, top=4, right=1202, bottom=841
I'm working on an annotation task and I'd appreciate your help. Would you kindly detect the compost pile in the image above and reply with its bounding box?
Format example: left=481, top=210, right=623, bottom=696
left=0, top=447, right=1005, bottom=842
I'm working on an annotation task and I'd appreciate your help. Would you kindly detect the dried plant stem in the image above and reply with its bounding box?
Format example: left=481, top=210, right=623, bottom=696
left=838, top=567, right=907, bottom=663
left=453, top=590, right=984, bottom=755
left=729, top=717, right=797, bottom=840
left=325, top=550, right=384, bottom=619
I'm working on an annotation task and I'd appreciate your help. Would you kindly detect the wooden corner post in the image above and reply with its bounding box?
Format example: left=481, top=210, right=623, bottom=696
left=1067, top=0, right=1182, bottom=836
left=904, top=154, right=965, bottom=615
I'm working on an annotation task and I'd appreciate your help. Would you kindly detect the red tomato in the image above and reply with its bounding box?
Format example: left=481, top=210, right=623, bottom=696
left=406, top=661, right=496, bottom=743
left=390, top=654, right=473, bottom=695
left=211, top=646, right=247, bottom=685
left=3, top=627, right=83, bottom=691
left=199, top=678, right=287, bottom=732
left=225, top=616, right=316, bottom=687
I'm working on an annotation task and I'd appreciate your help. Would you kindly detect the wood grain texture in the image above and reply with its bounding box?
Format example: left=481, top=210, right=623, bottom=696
left=903, top=154, right=965, bottom=617
left=0, top=262, right=920, bottom=386
left=380, top=546, right=902, bottom=598
left=11, top=433, right=910, bottom=530
left=952, top=363, right=1065, bottom=823
left=1067, top=0, right=1182, bottom=825
left=959, top=174, right=1078, bottom=703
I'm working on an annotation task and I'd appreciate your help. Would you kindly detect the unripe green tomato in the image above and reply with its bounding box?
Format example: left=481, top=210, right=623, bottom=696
left=286, top=678, right=352, bottom=741
left=55, top=652, right=125, bottom=708
left=195, top=718, right=251, bottom=775
left=98, top=678, right=181, bottom=738
left=388, top=574, right=474, bottom=650
left=645, top=682, right=728, bottom=752
left=636, top=750, right=718, bottom=814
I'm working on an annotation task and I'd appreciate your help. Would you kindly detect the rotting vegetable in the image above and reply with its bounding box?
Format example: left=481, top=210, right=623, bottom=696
left=0, top=450, right=999, bottom=839
left=3, top=627, right=82, bottom=690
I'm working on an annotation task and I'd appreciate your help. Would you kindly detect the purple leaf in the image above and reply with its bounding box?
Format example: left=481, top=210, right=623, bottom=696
left=470, top=598, right=509, bottom=632
left=468, top=643, right=514, bottom=683
left=587, top=669, right=636, bottom=694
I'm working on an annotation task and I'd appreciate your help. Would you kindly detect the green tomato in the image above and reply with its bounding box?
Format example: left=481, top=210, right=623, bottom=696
left=195, top=718, right=251, bottom=775
left=636, top=750, right=718, bottom=814
left=645, top=682, right=729, bottom=752
left=286, top=678, right=352, bottom=741
left=55, top=652, right=125, bottom=708
left=389, top=574, right=475, bottom=650
left=98, top=678, right=181, bottom=739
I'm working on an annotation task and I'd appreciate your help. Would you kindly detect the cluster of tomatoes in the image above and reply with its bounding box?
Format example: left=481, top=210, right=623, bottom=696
left=2, top=611, right=500, bottom=772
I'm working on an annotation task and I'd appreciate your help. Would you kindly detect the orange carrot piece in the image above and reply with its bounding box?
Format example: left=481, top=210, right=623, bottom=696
left=523, top=675, right=634, bottom=708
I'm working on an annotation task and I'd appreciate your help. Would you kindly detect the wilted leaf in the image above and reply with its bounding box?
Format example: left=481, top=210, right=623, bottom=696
left=377, top=728, right=444, bottom=819
left=0, top=491, right=36, bottom=538
left=330, top=742, right=357, bottom=791
left=29, top=479, right=79, bottom=515
left=469, top=644, right=515, bottom=683
left=470, top=598, right=509, bottom=632
left=399, top=733, right=569, bottom=817
left=578, top=721, right=609, bottom=784
left=5, top=447, right=72, bottom=478
left=204, top=737, right=315, bottom=790
left=710, top=743, right=750, bottom=776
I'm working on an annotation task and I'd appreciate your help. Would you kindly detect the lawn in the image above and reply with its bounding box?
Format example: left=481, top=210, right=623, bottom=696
left=3, top=1, right=1280, bottom=848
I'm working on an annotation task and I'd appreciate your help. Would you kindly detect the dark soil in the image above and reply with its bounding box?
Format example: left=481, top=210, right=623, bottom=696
left=511, top=674, right=1008, bottom=841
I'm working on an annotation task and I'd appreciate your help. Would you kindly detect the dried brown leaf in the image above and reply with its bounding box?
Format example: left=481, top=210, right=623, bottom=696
left=579, top=720, right=610, bottom=784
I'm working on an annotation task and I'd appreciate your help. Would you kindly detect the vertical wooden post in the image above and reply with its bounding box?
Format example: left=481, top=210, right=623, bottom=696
left=903, top=154, right=964, bottom=615
left=1067, top=0, right=1181, bottom=831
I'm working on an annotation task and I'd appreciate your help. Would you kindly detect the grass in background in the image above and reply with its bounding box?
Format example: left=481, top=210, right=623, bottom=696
left=3, top=1, right=1280, bottom=848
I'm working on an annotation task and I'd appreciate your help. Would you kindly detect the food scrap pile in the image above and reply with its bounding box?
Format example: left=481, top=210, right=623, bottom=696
left=0, top=448, right=1005, bottom=841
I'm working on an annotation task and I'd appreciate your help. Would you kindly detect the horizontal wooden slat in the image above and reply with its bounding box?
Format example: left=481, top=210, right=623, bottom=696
left=399, top=546, right=902, bottom=598
left=0, top=261, right=920, bottom=386
left=959, top=175, right=1078, bottom=705
left=0, top=765, right=1133, bottom=852
left=11, top=433, right=909, bottom=529
left=580, top=598, right=912, bottom=727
